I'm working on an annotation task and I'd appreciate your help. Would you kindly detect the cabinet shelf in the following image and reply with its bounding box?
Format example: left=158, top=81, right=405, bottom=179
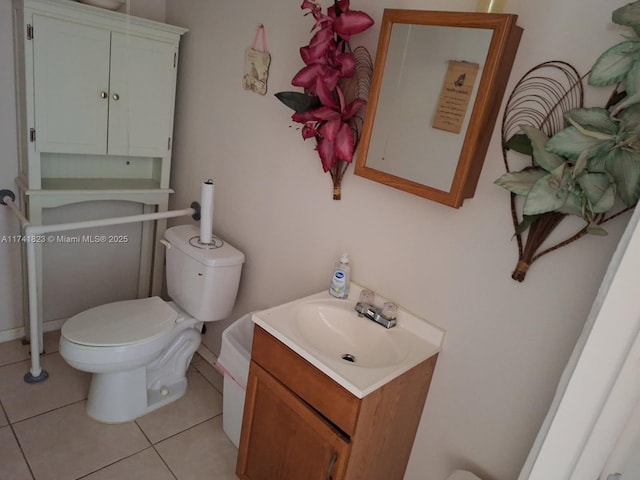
left=41, top=178, right=167, bottom=192
left=17, top=176, right=172, bottom=198
left=39, top=153, right=167, bottom=189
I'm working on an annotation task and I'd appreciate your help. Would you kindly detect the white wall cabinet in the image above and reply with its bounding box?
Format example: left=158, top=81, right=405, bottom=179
left=15, top=0, right=186, bottom=190
left=32, top=14, right=178, bottom=159
left=12, top=0, right=187, bottom=331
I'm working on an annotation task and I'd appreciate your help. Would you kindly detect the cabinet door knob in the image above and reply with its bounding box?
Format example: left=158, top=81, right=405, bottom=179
left=112, top=93, right=120, bottom=101
left=100, top=91, right=108, bottom=99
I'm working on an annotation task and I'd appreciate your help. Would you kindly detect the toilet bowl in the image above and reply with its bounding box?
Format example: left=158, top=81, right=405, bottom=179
left=59, top=224, right=244, bottom=423
left=59, top=297, right=199, bottom=423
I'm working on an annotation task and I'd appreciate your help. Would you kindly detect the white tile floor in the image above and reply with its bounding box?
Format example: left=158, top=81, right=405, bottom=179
left=0, top=331, right=239, bottom=480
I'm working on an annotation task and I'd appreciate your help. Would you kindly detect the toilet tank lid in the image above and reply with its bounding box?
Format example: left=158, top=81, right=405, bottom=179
left=164, top=225, right=245, bottom=267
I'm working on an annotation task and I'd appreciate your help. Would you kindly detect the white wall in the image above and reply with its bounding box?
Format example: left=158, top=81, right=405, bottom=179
left=124, top=0, right=165, bottom=23
left=0, top=0, right=25, bottom=332
left=164, top=0, right=631, bottom=479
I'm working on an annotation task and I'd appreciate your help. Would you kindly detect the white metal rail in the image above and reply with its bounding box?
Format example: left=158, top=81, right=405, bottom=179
left=0, top=188, right=200, bottom=383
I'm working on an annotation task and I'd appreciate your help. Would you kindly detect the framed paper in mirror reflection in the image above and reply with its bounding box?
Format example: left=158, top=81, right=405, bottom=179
left=354, top=10, right=522, bottom=208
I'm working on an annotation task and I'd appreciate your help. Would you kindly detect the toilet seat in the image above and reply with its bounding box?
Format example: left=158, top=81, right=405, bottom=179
left=62, top=297, right=178, bottom=347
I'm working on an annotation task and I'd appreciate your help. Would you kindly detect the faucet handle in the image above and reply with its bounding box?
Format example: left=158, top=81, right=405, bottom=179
left=359, top=289, right=375, bottom=305
left=381, top=302, right=398, bottom=320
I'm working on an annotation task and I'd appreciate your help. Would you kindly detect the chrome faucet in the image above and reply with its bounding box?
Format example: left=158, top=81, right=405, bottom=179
left=355, top=301, right=397, bottom=329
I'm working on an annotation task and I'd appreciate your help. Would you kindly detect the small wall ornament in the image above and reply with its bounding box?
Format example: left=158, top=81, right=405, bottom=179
left=495, top=1, right=640, bottom=281
left=243, top=24, right=271, bottom=95
left=275, top=0, right=374, bottom=200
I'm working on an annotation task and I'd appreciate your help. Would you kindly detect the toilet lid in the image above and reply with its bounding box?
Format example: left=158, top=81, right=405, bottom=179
left=62, top=297, right=178, bottom=347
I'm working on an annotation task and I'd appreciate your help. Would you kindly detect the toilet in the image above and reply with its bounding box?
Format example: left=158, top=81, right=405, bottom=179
left=59, top=224, right=244, bottom=423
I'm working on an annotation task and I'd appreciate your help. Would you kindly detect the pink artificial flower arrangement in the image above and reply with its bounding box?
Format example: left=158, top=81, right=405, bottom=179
left=276, top=0, right=374, bottom=199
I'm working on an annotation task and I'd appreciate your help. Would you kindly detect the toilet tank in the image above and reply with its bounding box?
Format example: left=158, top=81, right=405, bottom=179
left=164, top=225, right=245, bottom=322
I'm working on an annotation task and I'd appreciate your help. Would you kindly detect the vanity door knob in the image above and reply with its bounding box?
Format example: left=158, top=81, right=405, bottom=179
left=100, top=91, right=108, bottom=99
left=112, top=93, right=120, bottom=101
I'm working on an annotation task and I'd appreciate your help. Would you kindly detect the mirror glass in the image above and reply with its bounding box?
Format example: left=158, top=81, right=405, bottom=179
left=355, top=10, right=522, bottom=208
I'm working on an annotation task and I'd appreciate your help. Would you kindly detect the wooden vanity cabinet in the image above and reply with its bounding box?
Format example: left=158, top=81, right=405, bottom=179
left=237, top=326, right=438, bottom=480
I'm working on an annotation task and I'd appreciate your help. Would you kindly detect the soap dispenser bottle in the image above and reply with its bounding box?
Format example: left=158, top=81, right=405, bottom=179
left=329, top=253, right=351, bottom=298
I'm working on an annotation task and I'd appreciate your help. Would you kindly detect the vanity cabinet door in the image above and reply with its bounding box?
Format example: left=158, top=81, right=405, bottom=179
left=237, top=362, right=350, bottom=480
left=30, top=14, right=177, bottom=157
left=32, top=14, right=111, bottom=155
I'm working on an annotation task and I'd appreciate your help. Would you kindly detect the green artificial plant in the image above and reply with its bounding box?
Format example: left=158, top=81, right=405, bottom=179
left=496, top=0, right=640, bottom=280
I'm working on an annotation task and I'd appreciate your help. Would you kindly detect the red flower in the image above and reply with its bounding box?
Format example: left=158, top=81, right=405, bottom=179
left=277, top=0, right=374, bottom=174
left=333, top=11, right=375, bottom=40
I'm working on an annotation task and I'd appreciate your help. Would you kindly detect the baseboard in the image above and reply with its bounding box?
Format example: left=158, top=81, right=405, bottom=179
left=197, top=342, right=218, bottom=368
left=0, top=327, right=25, bottom=344
left=0, top=318, right=66, bottom=344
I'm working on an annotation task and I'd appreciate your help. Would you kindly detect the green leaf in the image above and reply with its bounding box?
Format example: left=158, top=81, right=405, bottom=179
left=624, top=59, right=640, bottom=97
left=494, top=168, right=547, bottom=196
left=621, top=103, right=640, bottom=131
left=504, top=133, right=532, bottom=156
left=557, top=191, right=584, bottom=217
left=549, top=163, right=566, bottom=185
left=606, top=148, right=640, bottom=205
left=566, top=117, right=616, bottom=141
left=523, top=174, right=570, bottom=215
left=593, top=184, right=616, bottom=213
left=588, top=41, right=640, bottom=87
left=274, top=91, right=320, bottom=113
left=573, top=149, right=590, bottom=177
left=587, top=152, right=609, bottom=172
left=521, top=125, right=565, bottom=172
left=564, top=108, right=618, bottom=135
left=586, top=224, right=608, bottom=236
left=578, top=172, right=615, bottom=212
left=613, top=1, right=640, bottom=32
left=546, top=126, right=608, bottom=159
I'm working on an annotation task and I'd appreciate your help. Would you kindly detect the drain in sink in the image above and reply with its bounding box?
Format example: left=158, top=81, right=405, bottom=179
left=341, top=353, right=356, bottom=363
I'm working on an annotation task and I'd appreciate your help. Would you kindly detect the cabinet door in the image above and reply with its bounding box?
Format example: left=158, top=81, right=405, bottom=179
left=108, top=33, right=177, bottom=157
left=237, top=362, right=350, bottom=480
left=32, top=15, right=110, bottom=154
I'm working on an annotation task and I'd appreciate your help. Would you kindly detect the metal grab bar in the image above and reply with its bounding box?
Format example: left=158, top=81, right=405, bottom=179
left=0, top=188, right=201, bottom=383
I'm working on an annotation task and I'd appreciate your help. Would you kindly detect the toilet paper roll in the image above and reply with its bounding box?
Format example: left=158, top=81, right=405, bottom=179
left=200, top=180, right=214, bottom=244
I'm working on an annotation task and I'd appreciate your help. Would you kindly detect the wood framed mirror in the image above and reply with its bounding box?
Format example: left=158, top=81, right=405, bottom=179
left=354, top=10, right=522, bottom=208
